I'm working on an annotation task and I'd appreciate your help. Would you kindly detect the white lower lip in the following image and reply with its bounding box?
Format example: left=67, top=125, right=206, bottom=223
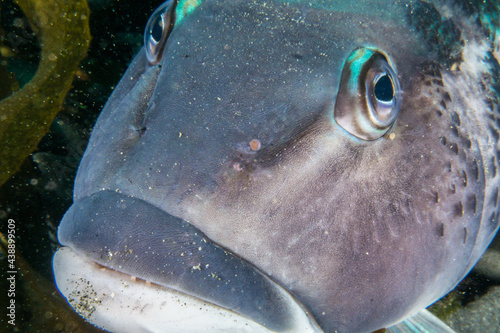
left=53, top=247, right=273, bottom=333
left=53, top=247, right=322, bottom=333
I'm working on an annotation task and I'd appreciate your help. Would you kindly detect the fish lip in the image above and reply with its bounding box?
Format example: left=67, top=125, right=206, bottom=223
left=54, top=190, right=322, bottom=332
left=53, top=246, right=276, bottom=332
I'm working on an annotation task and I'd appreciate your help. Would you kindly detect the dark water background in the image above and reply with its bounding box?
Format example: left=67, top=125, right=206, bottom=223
left=0, top=0, right=498, bottom=332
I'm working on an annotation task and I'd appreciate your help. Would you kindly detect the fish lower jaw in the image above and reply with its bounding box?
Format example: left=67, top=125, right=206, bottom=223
left=53, top=247, right=276, bottom=333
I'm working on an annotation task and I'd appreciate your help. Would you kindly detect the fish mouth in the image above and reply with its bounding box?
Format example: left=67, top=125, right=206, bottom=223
left=53, top=190, right=320, bottom=332
left=53, top=247, right=278, bottom=332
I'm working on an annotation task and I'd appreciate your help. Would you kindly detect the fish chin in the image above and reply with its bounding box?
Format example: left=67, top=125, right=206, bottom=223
left=53, top=190, right=321, bottom=333
left=53, top=247, right=272, bottom=333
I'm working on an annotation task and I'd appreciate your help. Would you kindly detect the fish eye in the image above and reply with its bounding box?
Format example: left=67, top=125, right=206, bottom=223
left=144, top=0, right=177, bottom=65
left=334, top=47, right=401, bottom=140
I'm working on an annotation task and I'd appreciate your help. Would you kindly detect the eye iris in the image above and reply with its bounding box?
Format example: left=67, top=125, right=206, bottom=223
left=374, top=74, right=394, bottom=102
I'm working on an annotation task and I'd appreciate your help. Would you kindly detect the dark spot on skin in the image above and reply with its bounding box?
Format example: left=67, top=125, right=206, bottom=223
left=490, top=125, right=500, bottom=141
left=461, top=170, right=467, bottom=187
left=185, top=54, right=189, bottom=58
left=484, top=51, right=500, bottom=96
left=486, top=98, right=495, bottom=111
left=443, top=91, right=452, bottom=102
left=479, top=80, right=486, bottom=92
left=446, top=161, right=452, bottom=173
left=454, top=201, right=464, bottom=217
left=451, top=112, right=461, bottom=126
left=463, top=227, right=468, bottom=244
left=490, top=156, right=497, bottom=178
left=471, top=158, right=479, bottom=181
left=449, top=183, right=456, bottom=195
left=433, top=78, right=444, bottom=86
left=435, top=68, right=442, bottom=79
left=422, top=61, right=441, bottom=78
left=291, top=53, right=303, bottom=59
left=437, top=223, right=445, bottom=237
left=433, top=191, right=440, bottom=204
left=464, top=138, right=472, bottom=149
left=467, top=194, right=477, bottom=214
left=449, top=142, right=459, bottom=155
left=436, top=109, right=443, bottom=117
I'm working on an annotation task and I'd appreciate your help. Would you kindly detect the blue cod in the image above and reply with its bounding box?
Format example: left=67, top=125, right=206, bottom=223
left=53, top=0, right=500, bottom=332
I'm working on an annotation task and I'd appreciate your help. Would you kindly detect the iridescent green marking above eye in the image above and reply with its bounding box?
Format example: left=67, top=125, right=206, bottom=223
left=334, top=47, right=401, bottom=141
left=175, top=0, right=206, bottom=24
left=347, top=48, right=376, bottom=93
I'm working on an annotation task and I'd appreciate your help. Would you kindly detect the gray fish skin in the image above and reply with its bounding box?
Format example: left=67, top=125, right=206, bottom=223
left=56, top=0, right=500, bottom=332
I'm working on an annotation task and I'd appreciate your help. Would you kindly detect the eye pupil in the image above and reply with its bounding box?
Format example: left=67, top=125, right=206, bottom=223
left=374, top=74, right=394, bottom=102
left=150, top=18, right=164, bottom=44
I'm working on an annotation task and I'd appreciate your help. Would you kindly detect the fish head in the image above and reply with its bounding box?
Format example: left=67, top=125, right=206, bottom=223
left=53, top=0, right=500, bottom=332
